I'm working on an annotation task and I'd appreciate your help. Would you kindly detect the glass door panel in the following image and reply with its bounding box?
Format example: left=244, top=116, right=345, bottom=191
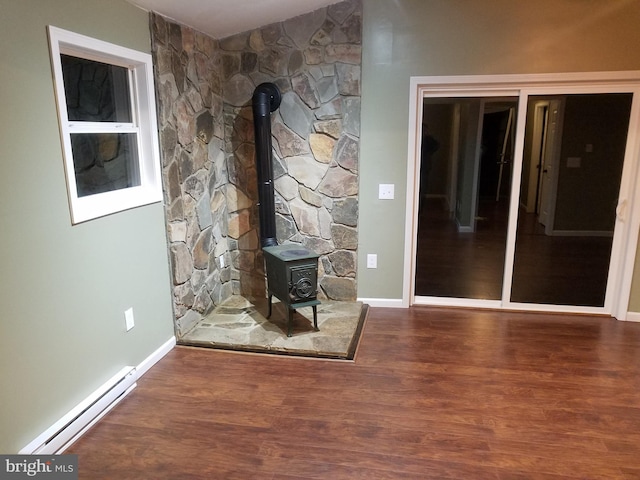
left=510, top=93, right=633, bottom=306
left=415, top=97, right=518, bottom=300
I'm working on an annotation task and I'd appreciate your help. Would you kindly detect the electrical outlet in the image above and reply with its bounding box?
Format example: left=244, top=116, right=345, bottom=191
left=124, top=307, right=135, bottom=331
left=378, top=184, right=394, bottom=200
left=219, top=254, right=225, bottom=268
left=367, top=254, right=378, bottom=268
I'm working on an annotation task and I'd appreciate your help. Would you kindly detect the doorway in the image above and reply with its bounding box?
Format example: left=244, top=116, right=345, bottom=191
left=415, top=97, right=517, bottom=300
left=407, top=73, right=640, bottom=318
left=510, top=93, right=632, bottom=306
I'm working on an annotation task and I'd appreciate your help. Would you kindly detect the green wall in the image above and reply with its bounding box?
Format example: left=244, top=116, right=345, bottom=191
left=0, top=0, right=175, bottom=453
left=358, top=0, right=640, bottom=307
left=3, top=0, right=640, bottom=454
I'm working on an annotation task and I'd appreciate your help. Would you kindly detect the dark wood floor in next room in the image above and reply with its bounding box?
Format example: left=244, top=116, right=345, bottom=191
left=69, top=306, right=640, bottom=479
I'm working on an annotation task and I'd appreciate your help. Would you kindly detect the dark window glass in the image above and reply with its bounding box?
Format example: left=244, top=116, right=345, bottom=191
left=71, top=133, right=140, bottom=197
left=61, top=55, right=132, bottom=123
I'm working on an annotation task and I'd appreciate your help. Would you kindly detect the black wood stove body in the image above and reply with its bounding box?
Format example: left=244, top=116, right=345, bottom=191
left=263, top=244, right=320, bottom=337
left=253, top=83, right=321, bottom=337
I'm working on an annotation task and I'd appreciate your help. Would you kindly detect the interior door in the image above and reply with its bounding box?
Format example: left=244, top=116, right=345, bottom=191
left=536, top=99, right=562, bottom=230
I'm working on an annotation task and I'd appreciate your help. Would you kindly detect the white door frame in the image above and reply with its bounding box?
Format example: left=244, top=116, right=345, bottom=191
left=525, top=101, right=549, bottom=213
left=404, top=72, right=640, bottom=320
left=447, top=104, right=461, bottom=215
left=539, top=98, right=565, bottom=236
left=458, top=99, right=485, bottom=233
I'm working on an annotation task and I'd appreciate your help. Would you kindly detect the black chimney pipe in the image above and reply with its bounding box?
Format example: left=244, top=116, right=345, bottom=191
left=252, top=82, right=281, bottom=248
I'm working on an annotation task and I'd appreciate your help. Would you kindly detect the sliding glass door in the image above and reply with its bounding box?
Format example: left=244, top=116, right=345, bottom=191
left=415, top=97, right=517, bottom=301
left=412, top=79, right=637, bottom=314
left=510, top=94, right=632, bottom=307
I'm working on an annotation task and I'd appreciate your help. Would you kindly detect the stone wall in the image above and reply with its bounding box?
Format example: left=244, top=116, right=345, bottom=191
left=151, top=0, right=362, bottom=338
left=221, top=0, right=362, bottom=302
left=151, top=14, right=231, bottom=336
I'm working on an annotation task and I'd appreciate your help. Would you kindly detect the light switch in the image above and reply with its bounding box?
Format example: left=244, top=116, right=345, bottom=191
left=585, top=144, right=593, bottom=153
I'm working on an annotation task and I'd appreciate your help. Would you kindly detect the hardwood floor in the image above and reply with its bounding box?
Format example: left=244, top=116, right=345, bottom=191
left=511, top=211, right=612, bottom=306
left=415, top=197, right=509, bottom=300
left=69, top=306, right=640, bottom=479
left=415, top=197, right=612, bottom=306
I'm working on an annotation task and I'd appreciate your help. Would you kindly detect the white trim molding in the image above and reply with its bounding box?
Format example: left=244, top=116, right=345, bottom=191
left=358, top=297, right=406, bottom=308
left=47, top=26, right=162, bottom=224
left=548, top=230, right=614, bottom=237
left=19, top=336, right=175, bottom=455
left=137, top=336, right=176, bottom=377
left=625, top=311, right=640, bottom=322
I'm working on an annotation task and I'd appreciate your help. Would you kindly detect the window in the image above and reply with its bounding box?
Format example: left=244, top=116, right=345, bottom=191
left=48, top=26, right=162, bottom=224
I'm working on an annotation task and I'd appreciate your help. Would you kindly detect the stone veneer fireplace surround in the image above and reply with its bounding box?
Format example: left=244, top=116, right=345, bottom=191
left=151, top=0, right=362, bottom=338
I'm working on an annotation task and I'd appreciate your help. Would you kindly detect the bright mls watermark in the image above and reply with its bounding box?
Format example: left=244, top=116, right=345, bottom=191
left=0, top=455, right=77, bottom=479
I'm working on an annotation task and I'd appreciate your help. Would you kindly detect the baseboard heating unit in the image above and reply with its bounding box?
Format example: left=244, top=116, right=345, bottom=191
left=20, top=366, right=137, bottom=454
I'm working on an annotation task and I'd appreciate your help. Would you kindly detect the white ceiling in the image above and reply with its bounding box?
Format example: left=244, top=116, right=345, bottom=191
left=126, top=0, right=342, bottom=39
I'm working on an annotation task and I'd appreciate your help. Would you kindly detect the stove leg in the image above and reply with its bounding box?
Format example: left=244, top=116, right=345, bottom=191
left=287, top=308, right=293, bottom=337
left=267, top=294, right=272, bottom=318
left=313, top=305, right=318, bottom=331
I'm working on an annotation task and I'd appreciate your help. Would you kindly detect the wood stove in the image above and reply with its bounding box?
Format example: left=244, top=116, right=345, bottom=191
left=252, top=83, right=321, bottom=337
left=263, top=244, right=320, bottom=337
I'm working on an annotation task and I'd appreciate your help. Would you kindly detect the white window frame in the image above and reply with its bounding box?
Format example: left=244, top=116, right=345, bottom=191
left=48, top=26, right=162, bottom=224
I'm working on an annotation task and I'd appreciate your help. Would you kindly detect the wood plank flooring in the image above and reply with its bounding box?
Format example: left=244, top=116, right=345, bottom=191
left=415, top=197, right=509, bottom=300
left=69, top=307, right=640, bottom=479
left=415, top=197, right=612, bottom=306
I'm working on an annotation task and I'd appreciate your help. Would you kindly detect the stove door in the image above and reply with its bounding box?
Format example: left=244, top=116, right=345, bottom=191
left=289, top=265, right=317, bottom=301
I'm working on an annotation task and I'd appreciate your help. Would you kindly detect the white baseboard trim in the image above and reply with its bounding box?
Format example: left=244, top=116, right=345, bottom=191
left=550, top=230, right=614, bottom=237
left=20, top=335, right=176, bottom=455
left=137, top=336, right=176, bottom=377
left=457, top=224, right=473, bottom=233
left=625, top=312, right=640, bottom=322
left=413, top=296, right=503, bottom=310
left=358, top=298, right=406, bottom=308
left=19, top=367, right=137, bottom=455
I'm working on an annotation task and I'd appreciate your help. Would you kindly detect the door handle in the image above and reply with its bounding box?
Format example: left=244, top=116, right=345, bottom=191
left=616, top=199, right=627, bottom=221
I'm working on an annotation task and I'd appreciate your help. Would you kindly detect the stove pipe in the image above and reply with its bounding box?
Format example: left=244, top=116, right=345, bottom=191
left=252, top=83, right=282, bottom=248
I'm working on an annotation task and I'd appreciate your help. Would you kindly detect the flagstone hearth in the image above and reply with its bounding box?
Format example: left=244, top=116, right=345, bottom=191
left=179, top=295, right=367, bottom=360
